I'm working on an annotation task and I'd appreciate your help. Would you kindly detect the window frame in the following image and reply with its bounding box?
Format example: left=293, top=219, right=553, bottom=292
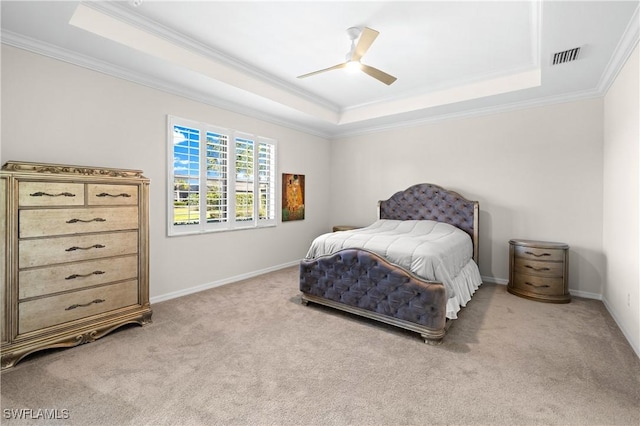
left=167, top=115, right=277, bottom=236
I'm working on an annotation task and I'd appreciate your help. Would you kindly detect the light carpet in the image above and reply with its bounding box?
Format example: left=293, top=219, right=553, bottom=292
left=1, top=266, right=638, bottom=425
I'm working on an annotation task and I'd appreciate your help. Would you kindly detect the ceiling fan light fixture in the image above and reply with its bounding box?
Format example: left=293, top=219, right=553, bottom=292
left=345, top=60, right=362, bottom=74
left=296, top=26, right=396, bottom=85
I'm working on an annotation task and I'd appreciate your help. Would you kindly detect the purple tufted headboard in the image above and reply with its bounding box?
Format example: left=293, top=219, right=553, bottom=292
left=378, top=183, right=479, bottom=263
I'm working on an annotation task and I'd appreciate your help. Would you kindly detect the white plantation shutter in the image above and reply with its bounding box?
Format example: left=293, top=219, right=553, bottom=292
left=204, top=129, right=229, bottom=229
left=258, top=138, right=277, bottom=224
left=170, top=120, right=202, bottom=230
left=233, top=134, right=255, bottom=224
left=168, top=116, right=277, bottom=236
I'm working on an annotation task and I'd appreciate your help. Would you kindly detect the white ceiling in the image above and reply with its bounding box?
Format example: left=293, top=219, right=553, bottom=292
left=2, top=1, right=639, bottom=138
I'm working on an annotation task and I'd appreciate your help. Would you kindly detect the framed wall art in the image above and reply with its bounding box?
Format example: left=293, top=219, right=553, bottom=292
left=282, top=173, right=305, bottom=221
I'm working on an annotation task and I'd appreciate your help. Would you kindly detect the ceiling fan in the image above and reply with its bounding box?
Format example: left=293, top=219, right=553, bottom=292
left=297, top=26, right=397, bottom=86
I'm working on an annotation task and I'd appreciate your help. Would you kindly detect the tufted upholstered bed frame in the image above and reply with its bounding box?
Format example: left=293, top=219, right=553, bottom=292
left=299, top=183, right=479, bottom=344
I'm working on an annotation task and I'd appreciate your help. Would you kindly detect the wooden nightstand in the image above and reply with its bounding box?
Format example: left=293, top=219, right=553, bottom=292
left=332, top=225, right=361, bottom=232
left=508, top=239, right=570, bottom=303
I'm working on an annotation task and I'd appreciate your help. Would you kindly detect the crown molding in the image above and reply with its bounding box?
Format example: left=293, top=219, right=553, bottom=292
left=339, top=1, right=543, bottom=117
left=597, top=2, right=640, bottom=94
left=332, top=1, right=640, bottom=140
left=2, top=0, right=638, bottom=142
left=84, top=1, right=340, bottom=114
left=0, top=30, right=333, bottom=140
left=0, top=27, right=619, bottom=142
left=331, top=87, right=604, bottom=140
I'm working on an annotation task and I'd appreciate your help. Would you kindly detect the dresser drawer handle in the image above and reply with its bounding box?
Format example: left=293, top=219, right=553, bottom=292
left=524, top=281, right=550, bottom=289
left=65, top=244, right=105, bottom=252
left=96, top=192, right=132, bottom=198
left=65, top=271, right=106, bottom=280
left=65, top=299, right=105, bottom=311
left=524, top=265, right=551, bottom=272
left=30, top=191, right=76, bottom=198
left=66, top=218, right=106, bottom=224
left=524, top=251, right=551, bottom=258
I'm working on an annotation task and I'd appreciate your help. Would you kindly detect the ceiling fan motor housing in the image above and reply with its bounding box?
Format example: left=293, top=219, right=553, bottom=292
left=346, top=26, right=362, bottom=40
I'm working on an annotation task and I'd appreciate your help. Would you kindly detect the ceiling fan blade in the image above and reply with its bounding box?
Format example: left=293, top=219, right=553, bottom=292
left=351, top=27, right=379, bottom=62
left=360, top=64, right=397, bottom=85
left=297, top=63, right=347, bottom=79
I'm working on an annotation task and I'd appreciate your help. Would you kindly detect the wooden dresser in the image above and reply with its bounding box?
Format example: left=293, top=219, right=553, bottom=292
left=0, top=161, right=151, bottom=369
left=508, top=239, right=570, bottom=303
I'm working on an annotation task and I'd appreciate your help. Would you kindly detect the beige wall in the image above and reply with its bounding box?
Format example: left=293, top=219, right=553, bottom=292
left=603, top=43, right=639, bottom=355
left=330, top=98, right=605, bottom=298
left=2, top=42, right=638, bottom=354
left=0, top=45, right=332, bottom=300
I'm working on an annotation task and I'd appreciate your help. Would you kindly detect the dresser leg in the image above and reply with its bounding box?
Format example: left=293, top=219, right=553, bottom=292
left=1, top=353, right=20, bottom=370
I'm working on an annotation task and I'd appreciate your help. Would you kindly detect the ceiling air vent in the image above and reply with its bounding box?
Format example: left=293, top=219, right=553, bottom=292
left=552, top=47, right=581, bottom=65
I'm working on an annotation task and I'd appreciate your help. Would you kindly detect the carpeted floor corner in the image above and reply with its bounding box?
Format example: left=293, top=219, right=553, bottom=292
left=1, top=266, right=638, bottom=425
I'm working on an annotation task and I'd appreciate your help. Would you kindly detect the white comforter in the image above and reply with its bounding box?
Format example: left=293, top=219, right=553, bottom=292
left=305, top=219, right=482, bottom=319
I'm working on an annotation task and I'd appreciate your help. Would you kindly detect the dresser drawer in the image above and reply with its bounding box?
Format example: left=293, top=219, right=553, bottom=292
left=513, top=245, right=564, bottom=262
left=19, top=206, right=138, bottom=238
left=19, top=231, right=139, bottom=268
left=19, top=182, right=84, bottom=207
left=88, top=184, right=138, bottom=206
left=511, top=274, right=565, bottom=296
left=514, top=258, right=563, bottom=278
left=19, top=255, right=138, bottom=299
left=18, top=279, right=139, bottom=334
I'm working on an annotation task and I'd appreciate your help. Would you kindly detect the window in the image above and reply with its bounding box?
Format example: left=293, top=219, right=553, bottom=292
left=168, top=116, right=277, bottom=235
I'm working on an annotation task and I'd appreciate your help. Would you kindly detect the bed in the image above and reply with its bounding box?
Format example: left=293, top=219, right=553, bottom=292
left=299, top=183, right=481, bottom=344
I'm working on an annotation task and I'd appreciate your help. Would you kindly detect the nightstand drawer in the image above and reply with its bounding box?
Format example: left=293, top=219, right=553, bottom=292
left=513, top=245, right=565, bottom=262
left=511, top=274, right=565, bottom=296
left=514, top=258, right=563, bottom=278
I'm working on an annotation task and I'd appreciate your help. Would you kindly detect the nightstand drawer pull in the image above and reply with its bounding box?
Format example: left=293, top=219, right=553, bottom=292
left=65, top=271, right=106, bottom=280
left=30, top=191, right=76, bottom=198
left=66, top=217, right=106, bottom=224
left=524, top=251, right=551, bottom=258
left=65, top=244, right=106, bottom=252
left=524, top=265, right=551, bottom=272
left=525, top=281, right=550, bottom=289
left=65, top=299, right=105, bottom=311
left=96, top=192, right=132, bottom=198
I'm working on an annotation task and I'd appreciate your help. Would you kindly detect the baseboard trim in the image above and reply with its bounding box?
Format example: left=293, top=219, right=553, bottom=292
left=156, top=271, right=605, bottom=302
left=601, top=296, right=640, bottom=359
left=481, top=275, right=508, bottom=285
left=569, top=289, right=602, bottom=300
left=481, top=275, right=603, bottom=301
left=150, top=260, right=300, bottom=304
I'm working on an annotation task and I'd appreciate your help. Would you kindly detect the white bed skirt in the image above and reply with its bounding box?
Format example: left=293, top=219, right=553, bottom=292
left=446, top=259, right=482, bottom=319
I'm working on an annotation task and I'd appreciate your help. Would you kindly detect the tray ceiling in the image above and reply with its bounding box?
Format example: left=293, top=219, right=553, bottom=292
left=1, top=1, right=638, bottom=138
